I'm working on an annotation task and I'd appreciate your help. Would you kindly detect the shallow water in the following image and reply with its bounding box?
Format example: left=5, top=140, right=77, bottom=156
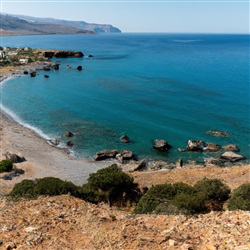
left=1, top=33, right=249, bottom=162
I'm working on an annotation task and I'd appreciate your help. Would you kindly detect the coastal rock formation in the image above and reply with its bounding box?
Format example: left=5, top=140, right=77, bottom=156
left=116, top=150, right=135, bottom=163
left=94, top=150, right=119, bottom=161
left=186, top=140, right=206, bottom=152
left=175, top=159, right=183, bottom=168
left=44, top=75, right=49, bottom=78
left=77, top=65, right=82, bottom=71
left=65, top=131, right=74, bottom=138
left=23, top=70, right=29, bottom=75
left=222, top=144, right=240, bottom=152
left=153, top=139, right=171, bottom=152
left=44, top=51, right=84, bottom=59
left=220, top=151, right=245, bottom=162
left=204, top=143, right=221, bottom=152
left=120, top=135, right=130, bottom=143
left=122, top=159, right=147, bottom=172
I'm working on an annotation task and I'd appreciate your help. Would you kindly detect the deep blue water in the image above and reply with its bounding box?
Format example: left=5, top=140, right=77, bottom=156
left=1, top=33, right=250, bottom=162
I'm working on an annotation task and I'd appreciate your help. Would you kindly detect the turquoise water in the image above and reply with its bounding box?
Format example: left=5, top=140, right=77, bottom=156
left=1, top=33, right=250, bottom=162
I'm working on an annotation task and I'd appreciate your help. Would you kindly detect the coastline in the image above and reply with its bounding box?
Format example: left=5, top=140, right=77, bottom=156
left=1, top=64, right=249, bottom=195
left=0, top=66, right=117, bottom=193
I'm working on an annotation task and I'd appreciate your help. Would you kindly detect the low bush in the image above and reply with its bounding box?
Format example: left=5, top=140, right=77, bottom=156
left=134, top=182, right=197, bottom=214
left=228, top=183, right=250, bottom=211
left=0, top=160, right=13, bottom=173
left=194, top=178, right=231, bottom=211
left=10, top=179, right=35, bottom=198
left=81, top=164, right=141, bottom=206
left=9, top=177, right=80, bottom=199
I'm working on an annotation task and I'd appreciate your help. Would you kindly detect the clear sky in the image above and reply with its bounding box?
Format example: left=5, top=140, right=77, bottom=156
left=1, top=0, right=249, bottom=33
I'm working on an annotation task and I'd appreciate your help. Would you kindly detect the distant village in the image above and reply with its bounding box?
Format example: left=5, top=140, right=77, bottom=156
left=0, top=47, right=46, bottom=66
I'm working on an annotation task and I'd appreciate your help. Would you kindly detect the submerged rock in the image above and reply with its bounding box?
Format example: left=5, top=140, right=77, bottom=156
left=153, top=139, right=171, bottom=152
left=120, top=135, right=130, bottom=143
left=65, top=131, right=74, bottom=138
left=94, top=150, right=119, bottom=161
left=44, top=75, right=49, bottom=78
left=205, top=130, right=230, bottom=137
left=77, top=65, right=82, bottom=71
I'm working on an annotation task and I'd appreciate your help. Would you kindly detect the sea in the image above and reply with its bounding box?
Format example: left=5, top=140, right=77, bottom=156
left=1, top=33, right=249, bottom=163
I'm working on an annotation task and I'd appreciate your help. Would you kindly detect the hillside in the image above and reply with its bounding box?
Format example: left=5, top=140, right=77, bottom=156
left=4, top=13, right=121, bottom=34
left=0, top=14, right=96, bottom=36
left=0, top=194, right=249, bottom=250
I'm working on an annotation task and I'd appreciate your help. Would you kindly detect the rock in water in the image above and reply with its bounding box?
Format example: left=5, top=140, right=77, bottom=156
left=30, top=71, right=37, bottom=77
left=186, top=140, right=206, bottom=152
left=77, top=65, right=82, bottom=71
left=222, top=144, right=240, bottom=152
left=67, top=141, right=74, bottom=147
left=94, top=150, right=119, bottom=161
left=116, top=150, right=135, bottom=163
left=153, top=139, right=171, bottom=152
left=204, top=143, right=221, bottom=152
left=65, top=131, right=74, bottom=137
left=220, top=151, right=245, bottom=162
left=120, top=135, right=130, bottom=143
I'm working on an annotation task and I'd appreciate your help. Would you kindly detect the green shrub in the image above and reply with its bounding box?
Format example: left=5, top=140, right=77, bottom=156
left=9, top=179, right=35, bottom=198
left=134, top=182, right=196, bottom=214
left=172, top=193, right=207, bottom=214
left=33, top=177, right=80, bottom=197
left=81, top=164, right=141, bottom=206
left=9, top=177, right=80, bottom=199
left=228, top=183, right=250, bottom=211
left=0, top=160, right=13, bottom=173
left=194, top=178, right=231, bottom=211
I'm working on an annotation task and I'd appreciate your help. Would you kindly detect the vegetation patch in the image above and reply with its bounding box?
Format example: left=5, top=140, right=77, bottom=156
left=228, top=183, right=250, bottom=211
left=0, top=160, right=13, bottom=173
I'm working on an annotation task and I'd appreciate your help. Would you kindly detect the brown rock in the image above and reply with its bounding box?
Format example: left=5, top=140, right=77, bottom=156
left=204, top=143, right=221, bottom=152
left=67, top=141, right=74, bottom=147
left=153, top=139, right=171, bottom=152
left=186, top=140, right=206, bottom=152
left=116, top=150, right=135, bottom=163
left=120, top=135, right=130, bottom=143
left=94, top=150, right=119, bottom=161
left=65, top=131, right=74, bottom=138
left=123, top=159, right=147, bottom=172
left=220, top=151, right=245, bottom=162
left=222, top=144, right=240, bottom=152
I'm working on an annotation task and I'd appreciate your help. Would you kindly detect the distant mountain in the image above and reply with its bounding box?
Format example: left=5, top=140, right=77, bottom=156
left=0, top=14, right=95, bottom=36
left=6, top=14, right=121, bottom=33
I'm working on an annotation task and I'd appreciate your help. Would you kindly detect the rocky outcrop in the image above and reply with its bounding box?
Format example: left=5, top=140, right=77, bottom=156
left=220, top=151, right=245, bottom=162
left=53, top=64, right=60, bottom=70
left=55, top=51, right=84, bottom=58
left=153, top=139, right=171, bottom=152
left=186, top=140, right=206, bottom=152
left=204, top=143, right=221, bottom=152
left=4, top=152, right=25, bottom=163
left=77, top=65, right=82, bottom=71
left=122, top=159, right=147, bottom=172
left=94, top=150, right=119, bottom=161
left=47, top=139, right=60, bottom=146
left=116, top=150, right=135, bottom=163
left=44, top=75, right=49, bottom=78
left=120, top=135, right=130, bottom=143
left=222, top=144, right=240, bottom=152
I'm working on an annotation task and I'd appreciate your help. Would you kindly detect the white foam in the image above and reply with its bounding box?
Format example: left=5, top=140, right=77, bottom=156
left=0, top=104, right=50, bottom=140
